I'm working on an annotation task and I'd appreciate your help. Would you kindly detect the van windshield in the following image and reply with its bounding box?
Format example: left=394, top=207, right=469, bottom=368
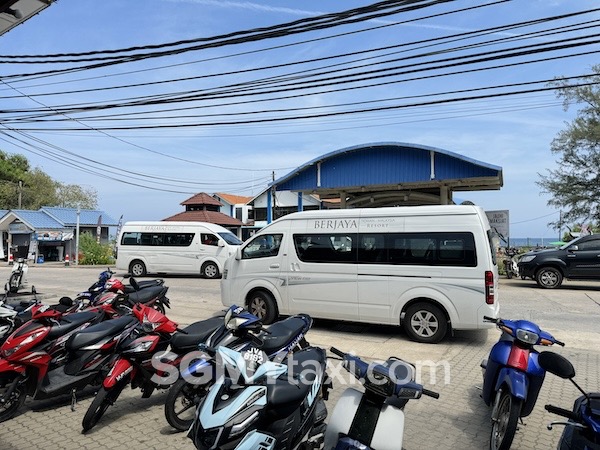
left=219, top=232, right=243, bottom=245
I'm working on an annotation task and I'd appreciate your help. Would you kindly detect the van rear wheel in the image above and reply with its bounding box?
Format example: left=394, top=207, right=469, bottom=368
left=129, top=260, right=146, bottom=277
left=404, top=302, right=447, bottom=344
left=201, top=262, right=219, bottom=279
left=247, top=291, right=277, bottom=324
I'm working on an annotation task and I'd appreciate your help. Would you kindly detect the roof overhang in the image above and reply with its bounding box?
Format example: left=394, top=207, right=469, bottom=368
left=0, top=0, right=54, bottom=36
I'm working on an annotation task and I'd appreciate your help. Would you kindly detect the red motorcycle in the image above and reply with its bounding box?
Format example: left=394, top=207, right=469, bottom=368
left=0, top=303, right=112, bottom=422
left=82, top=303, right=204, bottom=432
left=100, top=278, right=170, bottom=315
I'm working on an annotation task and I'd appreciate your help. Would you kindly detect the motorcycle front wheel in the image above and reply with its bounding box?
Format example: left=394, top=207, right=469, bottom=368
left=8, top=273, right=20, bottom=293
left=82, top=379, right=128, bottom=432
left=0, top=374, right=26, bottom=423
left=490, top=391, right=522, bottom=450
left=165, top=379, right=209, bottom=431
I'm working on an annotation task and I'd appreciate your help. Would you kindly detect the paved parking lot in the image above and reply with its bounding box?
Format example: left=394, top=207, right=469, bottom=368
left=0, top=265, right=598, bottom=449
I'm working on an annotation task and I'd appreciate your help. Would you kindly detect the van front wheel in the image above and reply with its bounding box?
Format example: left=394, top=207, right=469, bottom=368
left=247, top=291, right=277, bottom=324
left=404, top=302, right=448, bottom=344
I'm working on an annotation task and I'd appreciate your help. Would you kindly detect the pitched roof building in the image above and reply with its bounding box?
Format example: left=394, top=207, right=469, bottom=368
left=163, top=193, right=243, bottom=230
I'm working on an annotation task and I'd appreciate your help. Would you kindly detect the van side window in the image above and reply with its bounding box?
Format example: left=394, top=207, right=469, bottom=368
left=121, top=232, right=194, bottom=247
left=242, top=234, right=283, bottom=259
left=294, top=234, right=356, bottom=263
left=121, top=232, right=141, bottom=245
left=201, top=233, right=219, bottom=246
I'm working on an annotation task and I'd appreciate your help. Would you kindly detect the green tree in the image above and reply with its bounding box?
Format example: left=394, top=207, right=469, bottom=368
left=0, top=150, right=96, bottom=210
left=537, top=66, right=600, bottom=226
left=55, top=183, right=98, bottom=209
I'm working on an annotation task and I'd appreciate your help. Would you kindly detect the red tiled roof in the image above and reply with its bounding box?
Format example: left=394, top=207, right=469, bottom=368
left=215, top=193, right=252, bottom=205
left=180, top=193, right=222, bottom=207
left=163, top=210, right=243, bottom=226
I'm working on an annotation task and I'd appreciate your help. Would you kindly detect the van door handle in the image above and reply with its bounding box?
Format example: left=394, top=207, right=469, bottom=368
left=270, top=263, right=280, bottom=269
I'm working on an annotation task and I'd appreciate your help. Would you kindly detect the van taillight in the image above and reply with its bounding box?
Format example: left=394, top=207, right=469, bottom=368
left=485, top=270, right=495, bottom=304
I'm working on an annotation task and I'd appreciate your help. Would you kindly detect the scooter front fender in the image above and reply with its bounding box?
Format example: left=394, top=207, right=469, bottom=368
left=494, top=367, right=529, bottom=401
left=103, top=358, right=134, bottom=389
left=0, top=358, right=26, bottom=375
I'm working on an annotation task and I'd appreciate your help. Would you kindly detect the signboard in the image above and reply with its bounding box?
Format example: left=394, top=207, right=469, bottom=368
left=486, top=210, right=509, bottom=243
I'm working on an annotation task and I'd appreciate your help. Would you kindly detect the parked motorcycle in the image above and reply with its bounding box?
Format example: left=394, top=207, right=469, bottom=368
left=187, top=344, right=329, bottom=450
left=0, top=286, right=81, bottom=344
left=481, top=316, right=565, bottom=450
left=8, top=258, right=28, bottom=293
left=81, top=303, right=184, bottom=432
left=0, top=302, right=114, bottom=422
left=538, top=351, right=600, bottom=449
left=324, top=347, right=439, bottom=449
left=503, top=248, right=519, bottom=279
left=165, top=305, right=312, bottom=431
left=73, top=269, right=164, bottom=304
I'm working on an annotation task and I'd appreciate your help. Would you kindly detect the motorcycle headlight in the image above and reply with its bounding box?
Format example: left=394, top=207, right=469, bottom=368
left=2, top=330, right=45, bottom=357
left=197, top=428, right=222, bottom=449
left=516, top=329, right=539, bottom=345
left=520, top=255, right=536, bottom=263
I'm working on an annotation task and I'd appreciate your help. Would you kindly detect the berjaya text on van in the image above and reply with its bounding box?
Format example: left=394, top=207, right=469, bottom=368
left=221, top=205, right=499, bottom=343
left=116, top=221, right=242, bottom=278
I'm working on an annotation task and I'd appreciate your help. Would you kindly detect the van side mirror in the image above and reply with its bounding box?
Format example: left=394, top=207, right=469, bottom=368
left=218, top=240, right=225, bottom=248
left=235, top=247, right=242, bottom=260
left=568, top=245, right=579, bottom=252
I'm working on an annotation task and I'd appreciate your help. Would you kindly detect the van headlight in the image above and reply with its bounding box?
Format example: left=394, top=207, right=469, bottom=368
left=520, top=255, right=536, bottom=263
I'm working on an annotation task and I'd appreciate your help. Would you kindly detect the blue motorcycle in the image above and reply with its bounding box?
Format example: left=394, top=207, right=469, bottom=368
left=481, top=316, right=565, bottom=450
left=538, top=351, right=600, bottom=449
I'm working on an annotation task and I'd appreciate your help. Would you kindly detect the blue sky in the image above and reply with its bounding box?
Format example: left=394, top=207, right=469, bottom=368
left=1, top=0, right=599, bottom=238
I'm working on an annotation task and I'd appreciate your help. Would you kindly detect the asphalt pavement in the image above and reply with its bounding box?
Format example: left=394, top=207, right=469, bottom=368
left=0, top=265, right=598, bottom=450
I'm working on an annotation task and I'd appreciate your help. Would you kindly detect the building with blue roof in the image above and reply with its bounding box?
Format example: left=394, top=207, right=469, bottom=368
left=248, top=142, right=503, bottom=226
left=0, top=207, right=118, bottom=263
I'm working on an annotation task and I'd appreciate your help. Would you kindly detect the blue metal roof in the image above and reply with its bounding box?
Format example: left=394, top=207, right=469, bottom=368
left=10, top=210, right=66, bottom=229
left=273, top=142, right=502, bottom=191
left=41, top=207, right=119, bottom=226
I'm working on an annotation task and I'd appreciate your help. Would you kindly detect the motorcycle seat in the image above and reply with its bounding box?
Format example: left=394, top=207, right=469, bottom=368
left=66, top=315, right=138, bottom=351
left=123, top=279, right=163, bottom=294
left=46, top=311, right=100, bottom=340
left=170, top=317, right=223, bottom=353
left=258, top=315, right=310, bottom=354
left=126, top=286, right=165, bottom=304
left=266, top=347, right=326, bottom=408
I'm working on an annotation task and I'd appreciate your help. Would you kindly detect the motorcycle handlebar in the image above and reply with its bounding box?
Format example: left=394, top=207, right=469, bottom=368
left=329, top=347, right=346, bottom=358
left=545, top=404, right=579, bottom=422
left=483, top=316, right=499, bottom=323
left=554, top=339, right=565, bottom=347
left=422, top=388, right=440, bottom=399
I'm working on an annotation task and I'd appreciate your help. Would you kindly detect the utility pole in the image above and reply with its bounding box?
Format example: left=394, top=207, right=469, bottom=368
left=558, top=210, right=563, bottom=241
left=17, top=180, right=22, bottom=209
left=75, top=207, right=80, bottom=265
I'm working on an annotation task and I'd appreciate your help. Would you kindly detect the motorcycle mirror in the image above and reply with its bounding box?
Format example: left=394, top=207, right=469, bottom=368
left=59, top=296, right=74, bottom=307
left=538, top=351, right=575, bottom=379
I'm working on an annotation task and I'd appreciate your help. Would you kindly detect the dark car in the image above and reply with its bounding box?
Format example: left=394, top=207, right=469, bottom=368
left=518, top=235, right=600, bottom=288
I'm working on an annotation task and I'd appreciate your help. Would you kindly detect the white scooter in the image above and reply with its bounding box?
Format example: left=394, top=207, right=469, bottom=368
left=324, top=347, right=439, bottom=450
left=8, top=258, right=28, bottom=293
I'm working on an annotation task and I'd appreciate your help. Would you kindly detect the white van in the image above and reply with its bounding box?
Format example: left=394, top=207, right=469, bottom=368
left=116, top=221, right=242, bottom=278
left=221, top=205, right=499, bottom=343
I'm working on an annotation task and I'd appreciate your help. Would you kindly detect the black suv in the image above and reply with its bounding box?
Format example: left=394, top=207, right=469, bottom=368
left=518, top=235, right=600, bottom=288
